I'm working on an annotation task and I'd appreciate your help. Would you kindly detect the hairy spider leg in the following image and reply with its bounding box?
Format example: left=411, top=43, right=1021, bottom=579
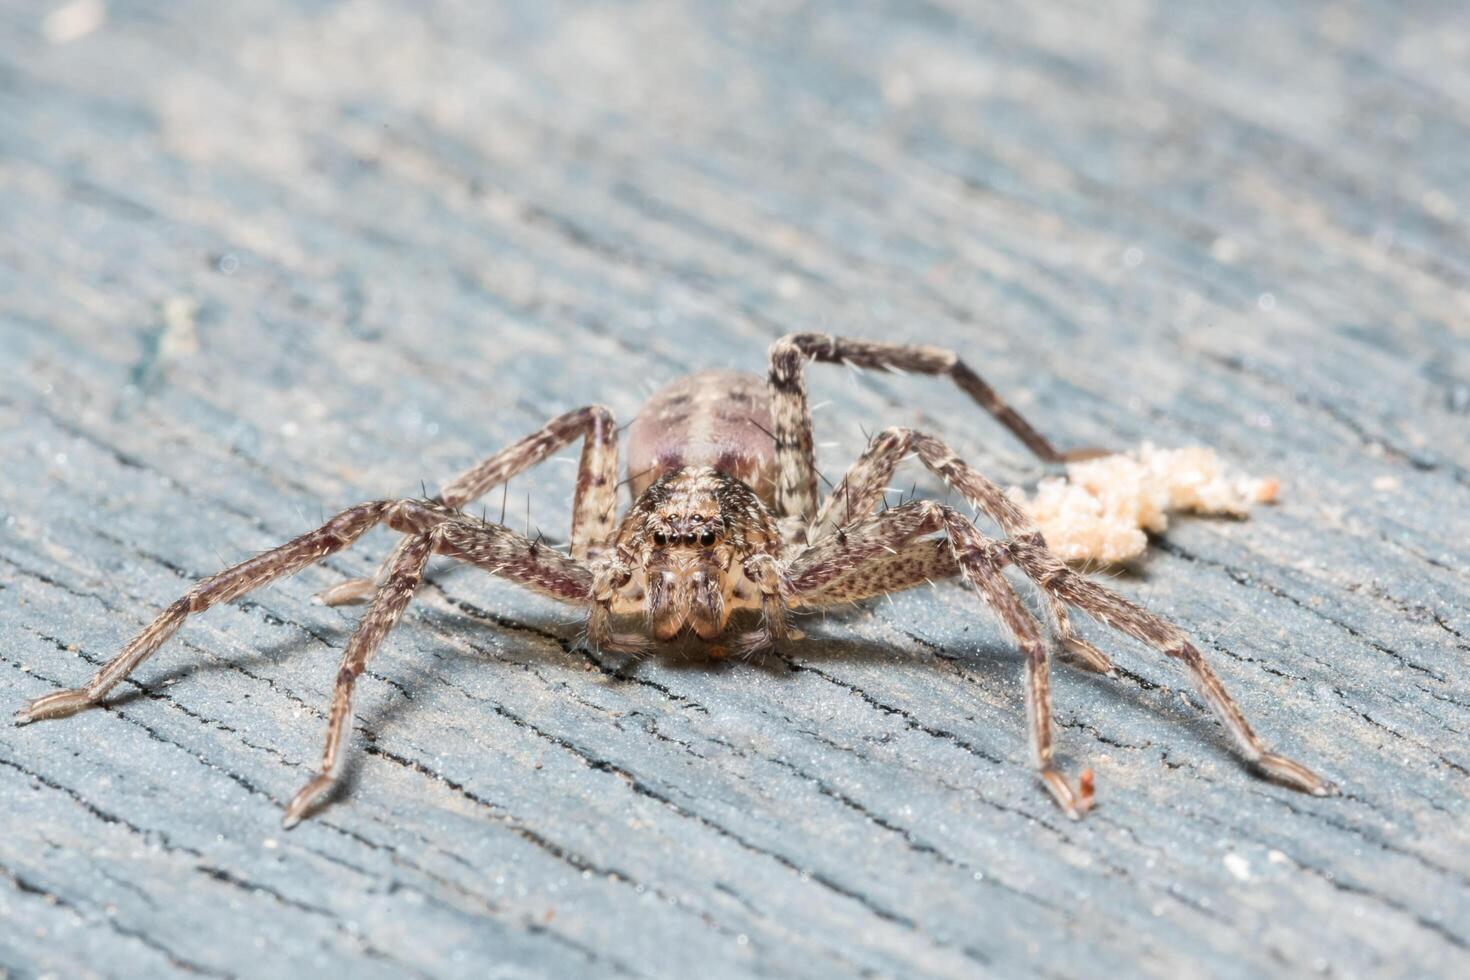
left=284, top=499, right=594, bottom=826
left=15, top=500, right=395, bottom=725
left=790, top=429, right=1336, bottom=799
left=315, top=405, right=618, bottom=606
left=783, top=499, right=1092, bottom=815
left=765, top=332, right=1107, bottom=523
left=812, top=426, right=1113, bottom=673
left=18, top=490, right=596, bottom=828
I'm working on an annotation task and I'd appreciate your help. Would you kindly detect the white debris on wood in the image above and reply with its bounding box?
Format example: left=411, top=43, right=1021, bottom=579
left=1011, top=444, right=1280, bottom=564
left=1223, top=852, right=1253, bottom=882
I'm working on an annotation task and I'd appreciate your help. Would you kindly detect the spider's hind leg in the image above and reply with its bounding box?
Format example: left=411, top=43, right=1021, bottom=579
left=766, top=332, right=1107, bottom=522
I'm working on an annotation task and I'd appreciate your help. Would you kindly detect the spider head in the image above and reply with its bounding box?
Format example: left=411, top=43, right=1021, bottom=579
left=619, top=467, right=777, bottom=642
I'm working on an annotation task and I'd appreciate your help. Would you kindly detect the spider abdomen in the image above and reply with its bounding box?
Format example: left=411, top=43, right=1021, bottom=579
left=626, top=370, right=777, bottom=504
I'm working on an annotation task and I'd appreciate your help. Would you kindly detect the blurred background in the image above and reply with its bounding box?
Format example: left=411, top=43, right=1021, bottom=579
left=2, top=2, right=1468, bottom=978
left=5, top=0, right=1467, bottom=497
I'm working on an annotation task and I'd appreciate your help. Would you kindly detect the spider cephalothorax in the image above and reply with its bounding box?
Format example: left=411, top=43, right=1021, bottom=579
left=16, top=333, right=1339, bottom=827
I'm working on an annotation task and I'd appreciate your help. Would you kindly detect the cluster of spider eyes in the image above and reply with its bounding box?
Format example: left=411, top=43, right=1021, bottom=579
left=652, top=530, right=718, bottom=548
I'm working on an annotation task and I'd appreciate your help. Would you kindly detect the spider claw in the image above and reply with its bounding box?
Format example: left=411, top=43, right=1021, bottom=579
left=282, top=773, right=336, bottom=829
left=1254, top=750, right=1337, bottom=797
left=14, top=689, right=92, bottom=725
left=1041, top=767, right=1097, bottom=819
left=1078, top=768, right=1096, bottom=812
left=1060, top=635, right=1114, bottom=675
left=314, top=578, right=376, bottom=607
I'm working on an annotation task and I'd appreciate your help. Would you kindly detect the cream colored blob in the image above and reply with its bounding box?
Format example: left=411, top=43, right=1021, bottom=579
left=1011, top=444, right=1280, bottom=564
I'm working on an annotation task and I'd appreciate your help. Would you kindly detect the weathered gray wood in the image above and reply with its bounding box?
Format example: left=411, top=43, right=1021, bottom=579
left=1, top=1, right=1467, bottom=977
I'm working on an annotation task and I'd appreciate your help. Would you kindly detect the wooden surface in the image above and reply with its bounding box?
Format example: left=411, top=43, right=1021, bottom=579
left=2, top=1, right=1468, bottom=977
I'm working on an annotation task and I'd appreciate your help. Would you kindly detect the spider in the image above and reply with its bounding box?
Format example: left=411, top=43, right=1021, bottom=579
left=15, top=334, right=1337, bottom=826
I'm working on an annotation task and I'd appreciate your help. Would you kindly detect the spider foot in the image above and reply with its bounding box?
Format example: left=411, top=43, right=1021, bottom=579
left=282, top=772, right=337, bottom=829
left=1058, top=635, right=1116, bottom=675
left=1254, top=751, right=1339, bottom=797
left=1041, top=767, right=1096, bottom=819
left=14, top=688, right=95, bottom=725
left=313, top=577, right=376, bottom=607
left=588, top=632, right=652, bottom=658
left=730, top=627, right=804, bottom=660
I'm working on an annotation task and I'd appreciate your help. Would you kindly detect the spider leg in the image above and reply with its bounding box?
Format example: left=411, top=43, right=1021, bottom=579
left=286, top=501, right=595, bottom=826
left=898, top=433, right=1332, bottom=794
left=944, top=515, right=1097, bottom=818
left=1007, top=537, right=1337, bottom=796
left=16, top=496, right=598, bottom=825
left=785, top=501, right=1092, bottom=816
left=800, top=433, right=1336, bottom=798
left=408, top=500, right=595, bottom=603
left=278, top=500, right=597, bottom=827
left=727, top=553, right=799, bottom=657
left=399, top=496, right=645, bottom=659
left=283, top=531, right=436, bottom=827
left=317, top=405, right=618, bottom=606
left=786, top=501, right=954, bottom=601
left=811, top=427, right=1114, bottom=674
left=440, top=405, right=620, bottom=557
left=793, top=535, right=958, bottom=606
left=12, top=495, right=593, bottom=727
left=15, top=500, right=394, bottom=725
left=767, top=332, right=1105, bottom=521
left=811, top=427, right=1025, bottom=538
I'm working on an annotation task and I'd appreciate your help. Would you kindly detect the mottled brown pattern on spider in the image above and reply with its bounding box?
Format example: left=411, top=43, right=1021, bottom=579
left=14, top=334, right=1339, bottom=826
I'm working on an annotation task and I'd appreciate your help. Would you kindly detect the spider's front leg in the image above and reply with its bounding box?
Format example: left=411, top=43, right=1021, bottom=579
left=316, top=404, right=619, bottom=606
left=784, top=500, right=1093, bottom=816
left=765, top=332, right=1107, bottom=522
left=16, top=489, right=597, bottom=826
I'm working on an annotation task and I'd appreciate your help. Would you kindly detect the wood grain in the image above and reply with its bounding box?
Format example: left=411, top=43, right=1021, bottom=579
left=1, top=1, right=1467, bottom=977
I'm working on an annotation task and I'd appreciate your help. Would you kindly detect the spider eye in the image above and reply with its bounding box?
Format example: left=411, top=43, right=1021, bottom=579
left=700, top=531, right=716, bottom=547
left=653, top=532, right=667, bottom=547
